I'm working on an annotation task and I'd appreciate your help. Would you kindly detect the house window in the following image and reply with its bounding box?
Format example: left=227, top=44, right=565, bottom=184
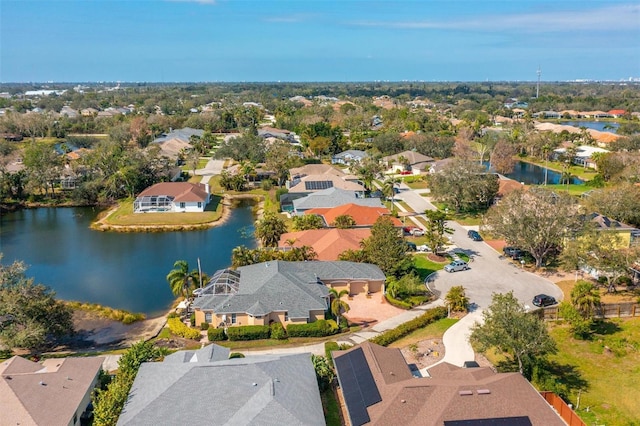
left=284, top=311, right=289, bottom=322
left=198, top=202, right=202, bottom=208
left=231, top=313, right=237, bottom=324
left=180, top=202, right=185, bottom=208
left=73, top=413, right=78, bottom=424
left=205, top=312, right=212, bottom=323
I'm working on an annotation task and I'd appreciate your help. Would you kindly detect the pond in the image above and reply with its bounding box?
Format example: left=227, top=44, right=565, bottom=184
left=0, top=200, right=257, bottom=317
left=564, top=121, right=619, bottom=133
left=489, top=161, right=584, bottom=185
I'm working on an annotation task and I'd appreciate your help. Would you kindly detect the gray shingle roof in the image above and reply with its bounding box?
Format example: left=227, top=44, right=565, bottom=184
left=117, top=352, right=324, bottom=426
left=192, top=261, right=384, bottom=320
left=163, top=343, right=230, bottom=364
left=293, top=187, right=383, bottom=211
left=193, top=261, right=329, bottom=319
left=153, top=127, right=204, bottom=144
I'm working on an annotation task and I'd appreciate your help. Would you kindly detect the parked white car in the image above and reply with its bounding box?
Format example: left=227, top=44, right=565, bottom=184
left=444, top=260, right=469, bottom=273
left=416, top=244, right=431, bottom=252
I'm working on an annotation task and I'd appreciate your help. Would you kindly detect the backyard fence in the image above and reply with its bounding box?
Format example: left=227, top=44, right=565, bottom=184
left=540, top=392, right=586, bottom=426
left=540, top=302, right=640, bottom=321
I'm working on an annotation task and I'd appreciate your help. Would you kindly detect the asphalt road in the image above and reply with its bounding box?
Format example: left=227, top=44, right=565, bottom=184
left=395, top=184, right=563, bottom=311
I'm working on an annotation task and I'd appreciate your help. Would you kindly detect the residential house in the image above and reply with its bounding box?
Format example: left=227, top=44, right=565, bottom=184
left=80, top=107, right=98, bottom=116
left=192, top=261, right=385, bottom=328
left=133, top=182, right=210, bottom=213
left=332, top=149, right=369, bottom=165
left=304, top=203, right=402, bottom=228
left=287, top=163, right=365, bottom=195
left=383, top=150, right=434, bottom=175
left=0, top=355, right=104, bottom=426
left=608, top=109, right=626, bottom=118
left=257, top=126, right=299, bottom=144
left=117, top=345, right=324, bottom=426
left=333, top=341, right=566, bottom=426
left=153, top=127, right=204, bottom=144
left=553, top=145, right=609, bottom=169
left=588, top=212, right=640, bottom=248
left=495, top=177, right=525, bottom=203
left=290, top=187, right=383, bottom=214
left=59, top=106, right=78, bottom=118
left=278, top=228, right=372, bottom=261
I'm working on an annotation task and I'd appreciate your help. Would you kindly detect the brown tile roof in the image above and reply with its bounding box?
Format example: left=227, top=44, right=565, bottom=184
left=333, top=342, right=565, bottom=426
left=305, top=204, right=402, bottom=227
left=0, top=356, right=104, bottom=426
left=137, top=182, right=209, bottom=202
left=289, top=164, right=345, bottom=179
left=278, top=228, right=371, bottom=260
left=497, top=178, right=525, bottom=197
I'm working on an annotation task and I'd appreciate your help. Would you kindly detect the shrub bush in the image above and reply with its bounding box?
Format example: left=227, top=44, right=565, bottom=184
left=325, top=341, right=340, bottom=367
left=275, top=188, right=288, bottom=202
left=270, top=322, right=287, bottom=340
left=167, top=317, right=201, bottom=340
left=229, top=352, right=245, bottom=359
left=226, top=325, right=271, bottom=341
left=190, top=313, right=196, bottom=327
left=200, top=322, right=210, bottom=331
left=287, top=320, right=338, bottom=338
left=370, top=307, right=447, bottom=346
left=384, top=294, right=412, bottom=309
left=207, top=327, right=226, bottom=341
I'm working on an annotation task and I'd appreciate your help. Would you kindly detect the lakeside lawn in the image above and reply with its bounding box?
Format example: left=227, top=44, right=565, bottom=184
left=547, top=318, right=640, bottom=425
left=101, top=195, right=224, bottom=226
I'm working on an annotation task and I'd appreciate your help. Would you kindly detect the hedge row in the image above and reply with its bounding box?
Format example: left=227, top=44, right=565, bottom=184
left=226, top=325, right=271, bottom=341
left=167, top=317, right=202, bottom=340
left=287, top=319, right=338, bottom=338
left=207, top=327, right=226, bottom=341
left=384, top=294, right=413, bottom=310
left=369, top=306, right=447, bottom=347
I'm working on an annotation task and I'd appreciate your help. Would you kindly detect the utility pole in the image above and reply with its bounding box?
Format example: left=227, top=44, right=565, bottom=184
left=536, top=67, right=542, bottom=99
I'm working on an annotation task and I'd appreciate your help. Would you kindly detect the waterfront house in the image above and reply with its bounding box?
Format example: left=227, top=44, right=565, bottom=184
left=1, top=356, right=104, bottom=426
left=304, top=203, right=402, bottom=228
left=191, top=261, right=385, bottom=328
left=133, top=182, right=210, bottom=213
left=117, top=345, right=324, bottom=426
left=278, top=228, right=372, bottom=261
left=333, top=341, right=566, bottom=426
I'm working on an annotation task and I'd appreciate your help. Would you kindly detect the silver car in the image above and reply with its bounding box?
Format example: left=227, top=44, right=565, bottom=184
left=444, top=260, right=469, bottom=273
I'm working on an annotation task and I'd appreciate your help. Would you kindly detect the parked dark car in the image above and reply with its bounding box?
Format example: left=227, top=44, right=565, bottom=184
left=467, top=230, right=482, bottom=241
left=532, top=294, right=557, bottom=307
left=503, top=246, right=524, bottom=259
left=405, top=241, right=417, bottom=252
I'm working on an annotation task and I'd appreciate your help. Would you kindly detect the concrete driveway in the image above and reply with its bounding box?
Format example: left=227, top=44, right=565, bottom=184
left=395, top=183, right=563, bottom=310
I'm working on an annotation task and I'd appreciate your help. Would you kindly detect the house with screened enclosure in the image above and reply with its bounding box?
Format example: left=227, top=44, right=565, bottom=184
left=133, top=182, right=210, bottom=213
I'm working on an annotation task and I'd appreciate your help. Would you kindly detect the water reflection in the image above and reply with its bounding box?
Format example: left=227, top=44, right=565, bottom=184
left=0, top=201, right=256, bottom=316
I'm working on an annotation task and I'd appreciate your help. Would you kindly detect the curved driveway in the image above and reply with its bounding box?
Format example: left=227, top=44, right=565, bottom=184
left=395, top=185, right=563, bottom=310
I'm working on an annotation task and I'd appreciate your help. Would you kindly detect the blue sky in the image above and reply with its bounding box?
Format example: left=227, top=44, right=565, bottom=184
left=1, top=0, right=639, bottom=82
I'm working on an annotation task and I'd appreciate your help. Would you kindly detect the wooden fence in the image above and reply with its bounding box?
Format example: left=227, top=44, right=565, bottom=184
left=540, top=302, right=640, bottom=321
left=540, top=392, right=586, bottom=426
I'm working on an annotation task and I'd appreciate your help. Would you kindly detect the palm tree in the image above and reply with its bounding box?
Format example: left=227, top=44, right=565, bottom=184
left=166, top=260, right=199, bottom=298
left=329, top=288, right=350, bottom=328
left=382, top=177, right=401, bottom=212
left=571, top=281, right=601, bottom=318
left=444, top=286, right=469, bottom=313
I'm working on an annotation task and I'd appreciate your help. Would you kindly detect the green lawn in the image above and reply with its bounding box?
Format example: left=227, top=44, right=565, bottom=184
left=388, top=317, right=459, bottom=348
left=101, top=196, right=224, bottom=226
left=413, top=253, right=447, bottom=280
left=539, top=183, right=593, bottom=196
left=546, top=319, right=640, bottom=425
left=321, top=389, right=342, bottom=426
left=404, top=180, right=429, bottom=190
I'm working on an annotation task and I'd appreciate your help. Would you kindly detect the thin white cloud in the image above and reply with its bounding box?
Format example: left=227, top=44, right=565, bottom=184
left=352, top=4, right=640, bottom=33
